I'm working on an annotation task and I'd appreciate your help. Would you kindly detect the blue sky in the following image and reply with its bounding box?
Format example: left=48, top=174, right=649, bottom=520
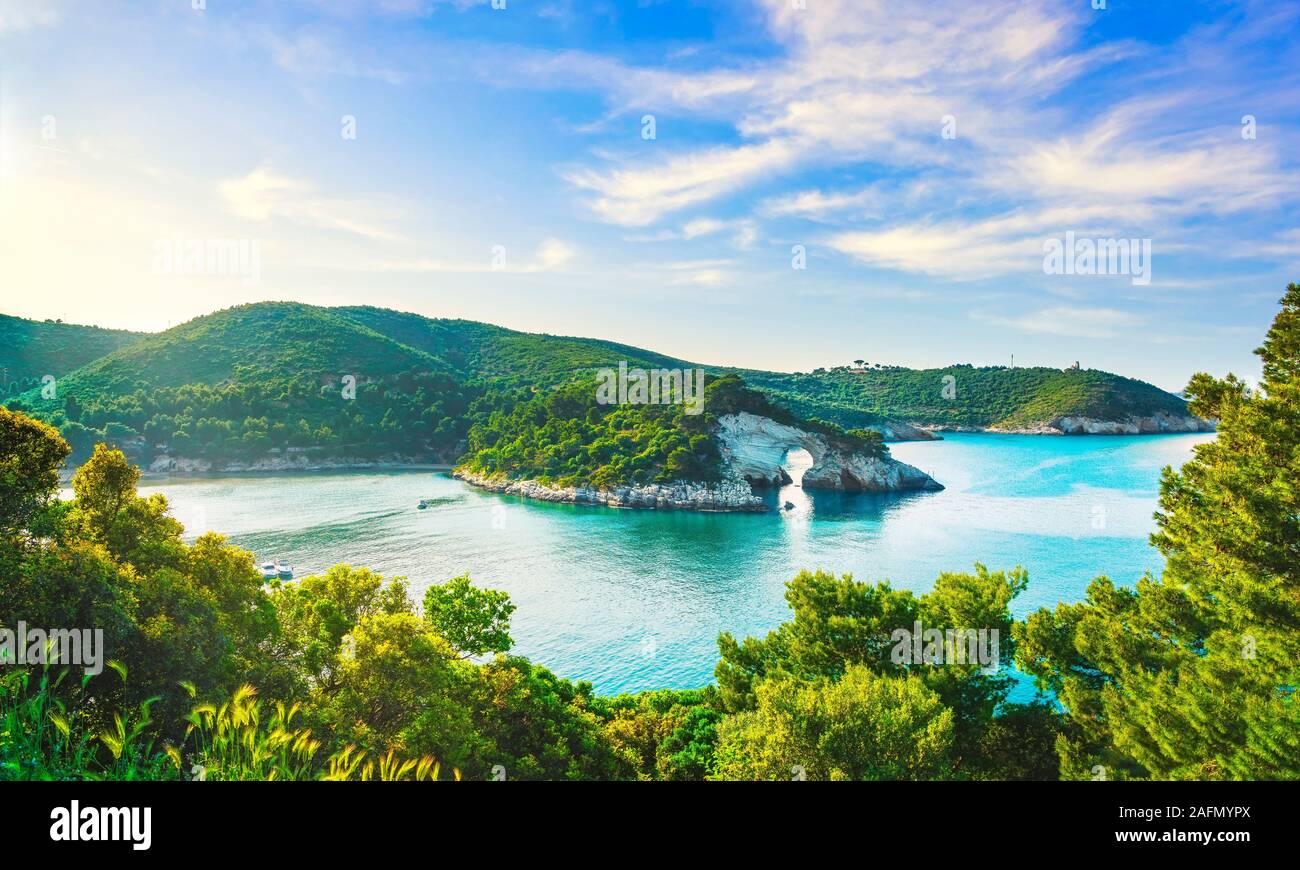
left=1, top=0, right=1297, bottom=390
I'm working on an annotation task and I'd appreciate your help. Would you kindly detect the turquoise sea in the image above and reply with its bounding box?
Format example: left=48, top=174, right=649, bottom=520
left=130, top=432, right=1214, bottom=696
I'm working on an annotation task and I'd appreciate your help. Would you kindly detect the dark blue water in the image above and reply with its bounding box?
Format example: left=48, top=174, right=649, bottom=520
left=132, top=432, right=1213, bottom=696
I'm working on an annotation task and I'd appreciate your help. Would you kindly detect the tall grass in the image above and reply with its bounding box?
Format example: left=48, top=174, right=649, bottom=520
left=0, top=662, right=171, bottom=780
left=1, top=666, right=456, bottom=781
left=179, top=683, right=322, bottom=781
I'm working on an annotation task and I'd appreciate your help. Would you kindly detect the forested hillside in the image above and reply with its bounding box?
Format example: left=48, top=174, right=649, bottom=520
left=2, top=301, right=1200, bottom=473
left=7, top=303, right=473, bottom=464
left=334, top=305, right=688, bottom=385
left=0, top=313, right=140, bottom=396
left=740, top=364, right=1191, bottom=430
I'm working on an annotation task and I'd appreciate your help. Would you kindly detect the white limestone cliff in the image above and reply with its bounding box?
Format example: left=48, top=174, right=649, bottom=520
left=716, top=412, right=943, bottom=493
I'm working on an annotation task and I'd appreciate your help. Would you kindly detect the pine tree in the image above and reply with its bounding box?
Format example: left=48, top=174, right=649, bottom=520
left=1015, top=284, right=1300, bottom=779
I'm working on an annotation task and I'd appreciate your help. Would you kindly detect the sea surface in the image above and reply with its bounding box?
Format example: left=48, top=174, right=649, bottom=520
left=125, top=432, right=1214, bottom=696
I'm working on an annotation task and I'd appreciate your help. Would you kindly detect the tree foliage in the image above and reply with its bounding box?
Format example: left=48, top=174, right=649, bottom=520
left=422, top=574, right=515, bottom=658
left=1015, top=283, right=1300, bottom=780
left=0, top=407, right=69, bottom=537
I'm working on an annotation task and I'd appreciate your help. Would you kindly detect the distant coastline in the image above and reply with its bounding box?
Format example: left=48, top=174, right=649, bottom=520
left=916, top=411, right=1215, bottom=436
left=62, top=419, right=1220, bottom=486
left=58, top=455, right=455, bottom=484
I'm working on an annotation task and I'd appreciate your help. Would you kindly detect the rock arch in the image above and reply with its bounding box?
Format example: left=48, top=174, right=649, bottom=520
left=715, top=412, right=943, bottom=493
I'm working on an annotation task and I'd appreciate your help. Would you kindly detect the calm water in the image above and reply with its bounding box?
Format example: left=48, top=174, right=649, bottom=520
left=124, top=432, right=1213, bottom=696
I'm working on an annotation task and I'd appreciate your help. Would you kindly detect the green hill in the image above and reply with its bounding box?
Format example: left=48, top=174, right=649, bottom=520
left=0, top=313, right=141, bottom=396
left=10, top=303, right=473, bottom=465
left=3, top=301, right=1200, bottom=472
left=738, top=364, right=1192, bottom=430
left=330, top=307, right=1195, bottom=432
left=333, top=305, right=690, bottom=385
left=50, top=301, right=454, bottom=394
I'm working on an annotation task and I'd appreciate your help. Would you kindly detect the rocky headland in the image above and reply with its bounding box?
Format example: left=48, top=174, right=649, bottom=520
left=454, top=411, right=943, bottom=512
left=451, top=471, right=767, bottom=511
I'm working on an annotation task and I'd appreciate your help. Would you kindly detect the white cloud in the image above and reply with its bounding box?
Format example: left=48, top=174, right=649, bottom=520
left=669, top=268, right=730, bottom=288
left=565, top=139, right=797, bottom=226
left=266, top=32, right=407, bottom=83
left=989, top=106, right=1297, bottom=214
left=530, top=238, right=576, bottom=271
left=552, top=0, right=1299, bottom=286
left=372, top=238, right=577, bottom=274
left=975, top=306, right=1143, bottom=339
left=626, top=217, right=759, bottom=249
left=827, top=203, right=1157, bottom=278
left=559, top=0, right=1091, bottom=225
left=681, top=218, right=728, bottom=239
left=0, top=0, right=60, bottom=35
left=218, top=167, right=400, bottom=241
left=632, top=257, right=735, bottom=288
left=760, top=187, right=885, bottom=221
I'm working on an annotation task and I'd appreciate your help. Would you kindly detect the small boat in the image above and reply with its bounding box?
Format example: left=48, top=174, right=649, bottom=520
left=417, top=499, right=434, bottom=509
left=275, top=561, right=293, bottom=580
left=258, top=562, right=278, bottom=581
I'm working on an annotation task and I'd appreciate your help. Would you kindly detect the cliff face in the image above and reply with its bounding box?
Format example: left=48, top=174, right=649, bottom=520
left=716, top=412, right=943, bottom=493
left=870, top=420, right=940, bottom=442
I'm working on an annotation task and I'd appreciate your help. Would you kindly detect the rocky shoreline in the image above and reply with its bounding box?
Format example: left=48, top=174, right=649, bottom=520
left=919, top=411, right=1215, bottom=436
left=453, top=469, right=768, bottom=512
left=143, top=452, right=449, bottom=477
left=872, top=420, right=940, bottom=442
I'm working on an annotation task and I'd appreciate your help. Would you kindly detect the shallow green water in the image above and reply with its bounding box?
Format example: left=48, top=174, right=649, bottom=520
left=132, top=432, right=1213, bottom=696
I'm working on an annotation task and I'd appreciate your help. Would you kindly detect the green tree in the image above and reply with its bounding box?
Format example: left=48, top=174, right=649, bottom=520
left=273, top=564, right=412, bottom=694
left=187, top=533, right=287, bottom=695
left=422, top=574, right=515, bottom=658
left=598, top=688, right=719, bottom=780
left=715, top=569, right=919, bottom=711
left=68, top=444, right=185, bottom=572
left=323, top=611, right=470, bottom=764
left=460, top=657, right=632, bottom=781
left=0, top=407, right=69, bottom=537
left=658, top=704, right=722, bottom=781
left=716, top=565, right=1046, bottom=778
left=711, top=666, right=954, bottom=781
left=1015, top=284, right=1300, bottom=780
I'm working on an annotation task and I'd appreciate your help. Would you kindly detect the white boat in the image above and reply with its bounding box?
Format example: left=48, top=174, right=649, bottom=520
left=258, top=562, right=278, bottom=581
left=274, top=561, right=293, bottom=580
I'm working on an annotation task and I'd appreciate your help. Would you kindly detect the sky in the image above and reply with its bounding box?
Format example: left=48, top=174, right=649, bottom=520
left=1, top=0, right=1298, bottom=391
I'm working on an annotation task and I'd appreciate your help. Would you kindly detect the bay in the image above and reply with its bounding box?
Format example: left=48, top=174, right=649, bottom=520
left=125, top=432, right=1214, bottom=696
